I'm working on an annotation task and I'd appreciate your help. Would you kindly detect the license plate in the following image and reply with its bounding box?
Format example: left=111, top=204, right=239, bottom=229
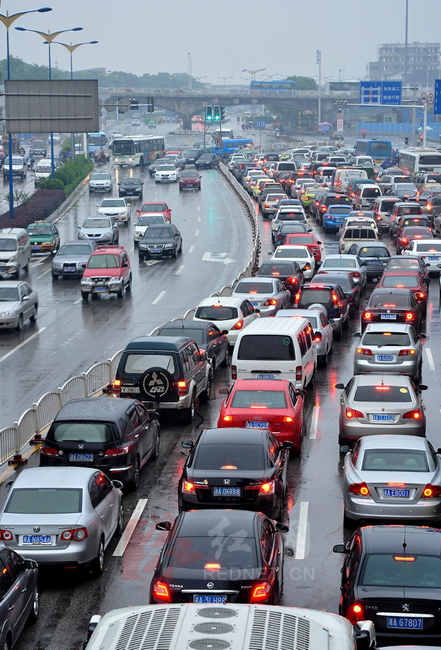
left=193, top=595, right=227, bottom=604
left=381, top=314, right=396, bottom=320
left=376, top=355, right=395, bottom=362
left=257, top=374, right=275, bottom=379
left=251, top=302, right=259, bottom=307
left=186, top=184, right=194, bottom=187
left=213, top=487, right=241, bottom=497
left=383, top=488, right=410, bottom=497
left=0, top=270, right=5, bottom=274
left=121, top=386, right=140, bottom=393
left=69, top=453, right=93, bottom=462
left=32, top=246, right=40, bottom=251
left=428, top=256, right=439, bottom=260
left=246, top=421, right=269, bottom=429
left=373, top=414, right=394, bottom=421
left=367, top=260, right=378, bottom=265
left=22, top=535, right=51, bottom=545
left=64, top=266, right=75, bottom=272
left=150, top=249, right=160, bottom=253
left=387, top=617, right=422, bottom=629
left=94, top=287, right=106, bottom=292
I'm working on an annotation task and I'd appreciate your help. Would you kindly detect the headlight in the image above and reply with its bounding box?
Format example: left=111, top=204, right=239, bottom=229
left=81, top=279, right=92, bottom=286
left=52, top=263, right=62, bottom=269
left=78, top=232, right=87, bottom=239
left=164, top=243, right=174, bottom=249
left=1, top=311, right=16, bottom=317
left=139, top=244, right=147, bottom=249
left=109, top=277, right=121, bottom=284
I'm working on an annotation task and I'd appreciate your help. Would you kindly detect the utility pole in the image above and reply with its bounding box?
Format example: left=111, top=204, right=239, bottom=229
left=317, top=50, right=322, bottom=123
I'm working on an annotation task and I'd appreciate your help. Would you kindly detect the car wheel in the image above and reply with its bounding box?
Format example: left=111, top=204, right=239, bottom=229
left=221, top=346, right=230, bottom=367
left=92, top=537, right=105, bottom=577
left=128, top=457, right=140, bottom=491
left=150, top=428, right=160, bottom=461
left=183, top=391, right=196, bottom=424
left=3, top=637, right=11, bottom=650
left=16, top=315, right=23, bottom=332
left=178, top=241, right=183, bottom=254
left=30, top=305, right=38, bottom=322
left=115, top=504, right=124, bottom=537
left=126, top=275, right=132, bottom=292
left=171, top=248, right=177, bottom=259
left=51, top=272, right=59, bottom=280
left=179, top=186, right=182, bottom=191
left=81, top=291, right=89, bottom=302
left=116, top=286, right=124, bottom=299
left=27, top=583, right=40, bottom=624
left=199, top=373, right=212, bottom=403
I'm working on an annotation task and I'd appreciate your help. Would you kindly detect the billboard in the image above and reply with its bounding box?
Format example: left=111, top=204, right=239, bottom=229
left=5, top=79, right=99, bottom=133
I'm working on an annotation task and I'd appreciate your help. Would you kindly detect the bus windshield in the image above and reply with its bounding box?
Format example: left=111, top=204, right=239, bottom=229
left=113, top=140, right=135, bottom=155
left=88, top=133, right=107, bottom=146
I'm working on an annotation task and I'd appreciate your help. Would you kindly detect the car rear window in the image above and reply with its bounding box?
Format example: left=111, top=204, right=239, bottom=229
left=358, top=246, right=390, bottom=258
left=160, top=328, right=204, bottom=346
left=353, top=385, right=412, bottom=402
left=285, top=235, right=314, bottom=245
left=397, top=206, right=421, bottom=215
left=138, top=216, right=165, bottom=226
left=238, top=334, right=296, bottom=361
left=298, top=289, right=332, bottom=307
left=194, top=444, right=264, bottom=471
left=5, top=488, right=82, bottom=514
left=235, top=281, right=273, bottom=294
left=274, top=248, right=308, bottom=259
left=50, top=422, right=114, bottom=443
left=416, top=243, right=441, bottom=252
left=370, top=293, right=410, bottom=308
left=259, top=263, right=293, bottom=276
left=361, top=332, right=411, bottom=346
left=387, top=259, right=420, bottom=271
left=231, top=390, right=287, bottom=408
left=169, top=534, right=257, bottom=570
left=327, top=197, right=351, bottom=206
left=141, top=204, right=165, bottom=212
left=328, top=206, right=352, bottom=214
left=403, top=227, right=432, bottom=238
left=123, top=353, right=176, bottom=375
left=344, top=229, right=377, bottom=239
left=322, top=259, right=356, bottom=269
left=195, top=306, right=238, bottom=321
left=361, top=449, right=427, bottom=471
left=361, top=555, right=441, bottom=588
left=382, top=275, right=419, bottom=288
left=402, top=218, right=429, bottom=228
left=278, top=212, right=305, bottom=221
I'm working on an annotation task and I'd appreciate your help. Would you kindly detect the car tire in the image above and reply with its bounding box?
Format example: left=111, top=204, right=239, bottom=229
left=92, top=537, right=105, bottom=577
left=30, top=305, right=38, bottom=322
left=128, top=457, right=140, bottom=491
left=179, top=186, right=182, bottom=191
left=81, top=291, right=89, bottom=302
left=183, top=391, right=196, bottom=424
left=150, top=428, right=160, bottom=461
left=16, top=315, right=23, bottom=332
left=52, top=272, right=59, bottom=280
left=126, top=275, right=132, bottom=292
left=116, top=286, right=124, bottom=299
left=115, top=504, right=124, bottom=537
left=171, top=248, right=177, bottom=259
left=221, top=346, right=230, bottom=367
left=27, top=583, right=40, bottom=624
left=178, top=241, right=183, bottom=254
left=199, top=373, right=212, bottom=403
left=3, top=637, right=11, bottom=650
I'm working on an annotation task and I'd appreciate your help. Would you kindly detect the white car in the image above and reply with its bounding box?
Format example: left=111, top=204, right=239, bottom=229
left=133, top=214, right=167, bottom=244
left=193, top=296, right=260, bottom=347
left=154, top=164, right=177, bottom=183
left=271, top=208, right=311, bottom=239
left=403, top=239, right=441, bottom=272
left=271, top=245, right=316, bottom=279
left=97, top=198, right=131, bottom=224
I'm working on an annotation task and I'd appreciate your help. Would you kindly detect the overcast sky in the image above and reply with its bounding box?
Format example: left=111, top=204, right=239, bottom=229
left=3, top=0, right=441, bottom=83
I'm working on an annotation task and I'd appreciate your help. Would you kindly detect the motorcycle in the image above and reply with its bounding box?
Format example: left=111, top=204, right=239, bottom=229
left=26, top=155, right=35, bottom=170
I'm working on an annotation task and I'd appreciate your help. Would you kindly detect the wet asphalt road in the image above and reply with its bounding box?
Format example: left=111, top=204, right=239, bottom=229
left=5, top=130, right=441, bottom=649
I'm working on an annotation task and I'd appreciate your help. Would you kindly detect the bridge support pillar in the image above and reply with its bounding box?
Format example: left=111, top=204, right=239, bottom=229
left=182, top=115, right=192, bottom=131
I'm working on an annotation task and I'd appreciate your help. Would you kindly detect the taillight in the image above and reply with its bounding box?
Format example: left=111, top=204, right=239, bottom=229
left=152, top=581, right=171, bottom=602
left=314, top=332, right=322, bottom=342
left=348, top=482, right=370, bottom=496
left=177, top=380, right=187, bottom=396
left=303, top=263, right=311, bottom=270
left=403, top=409, right=421, bottom=419
left=283, top=416, right=293, bottom=423
left=427, top=204, right=432, bottom=211
left=363, top=311, right=372, bottom=320
left=376, top=215, right=381, bottom=221
left=263, top=298, right=277, bottom=306
left=398, top=349, right=416, bottom=356
left=296, top=366, right=302, bottom=381
left=405, top=312, right=414, bottom=320
left=231, top=320, right=244, bottom=331
left=287, top=277, right=297, bottom=285
left=250, top=582, right=271, bottom=602
left=415, top=292, right=425, bottom=300
left=265, top=203, right=269, bottom=208
left=223, top=415, right=233, bottom=422
left=231, top=365, right=237, bottom=380
left=0, top=530, right=13, bottom=541
left=40, top=445, right=58, bottom=457
left=259, top=481, right=275, bottom=494
left=61, top=527, right=88, bottom=542
left=356, top=348, right=373, bottom=356
left=422, top=484, right=441, bottom=498
left=349, top=271, right=360, bottom=278
left=321, top=205, right=327, bottom=211
left=182, top=481, right=195, bottom=494
left=345, top=408, right=364, bottom=419
left=112, top=379, right=121, bottom=395
left=346, top=603, right=365, bottom=625
left=104, top=446, right=130, bottom=457
left=401, top=238, right=408, bottom=244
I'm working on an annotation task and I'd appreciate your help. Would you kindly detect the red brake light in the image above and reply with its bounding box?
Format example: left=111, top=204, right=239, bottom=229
left=348, top=482, right=370, bottom=496
left=422, top=484, right=441, bottom=498
left=259, top=481, right=275, bottom=494
left=0, top=530, right=13, bottom=541
left=349, top=271, right=360, bottom=279
left=356, top=348, right=373, bottom=356
left=60, top=527, right=88, bottom=541
left=152, top=581, right=171, bottom=602
left=403, top=409, right=421, bottom=419
left=345, top=408, right=364, bottom=418
left=231, top=365, right=237, bottom=380
left=405, top=312, right=414, bottom=320
left=296, top=366, right=302, bottom=381
left=363, top=312, right=372, bottom=320
left=346, top=603, right=365, bottom=625
left=40, top=445, right=58, bottom=457
left=263, top=298, right=277, bottom=306
left=314, top=333, right=322, bottom=342
left=177, top=380, right=187, bottom=396
left=223, top=415, right=233, bottom=422
left=112, top=379, right=121, bottom=394
left=182, top=481, right=195, bottom=494
left=415, top=292, right=425, bottom=300
left=283, top=416, right=293, bottom=423
left=287, top=277, right=297, bottom=285
left=398, top=349, right=416, bottom=357
left=231, top=320, right=244, bottom=331
left=104, top=446, right=130, bottom=457
left=251, top=582, right=271, bottom=602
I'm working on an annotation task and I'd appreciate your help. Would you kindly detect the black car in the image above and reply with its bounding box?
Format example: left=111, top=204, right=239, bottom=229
left=334, top=525, right=441, bottom=641
left=277, top=171, right=297, bottom=196
left=311, top=272, right=361, bottom=313
left=257, top=259, right=303, bottom=297
left=273, top=223, right=309, bottom=248
left=138, top=224, right=182, bottom=259
left=157, top=320, right=229, bottom=371
left=361, top=288, right=423, bottom=332
left=294, top=282, right=349, bottom=339
left=317, top=193, right=352, bottom=225
left=385, top=255, right=430, bottom=285
left=118, top=176, right=143, bottom=198
left=346, top=242, right=391, bottom=281
left=0, top=549, right=39, bottom=649
left=150, top=509, right=288, bottom=605
left=195, top=154, right=218, bottom=169
left=178, top=428, right=290, bottom=519
left=183, top=149, right=203, bottom=165
left=40, top=398, right=160, bottom=489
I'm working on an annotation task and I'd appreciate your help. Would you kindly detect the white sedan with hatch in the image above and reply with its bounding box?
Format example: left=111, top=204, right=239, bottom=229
left=403, top=239, right=441, bottom=273
left=193, top=296, right=260, bottom=347
left=271, top=245, right=316, bottom=279
left=97, top=198, right=131, bottom=225
left=154, top=164, right=178, bottom=183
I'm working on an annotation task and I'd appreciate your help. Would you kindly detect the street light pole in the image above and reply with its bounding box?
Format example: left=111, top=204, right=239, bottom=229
left=317, top=50, right=322, bottom=123
left=404, top=0, right=409, bottom=85
left=187, top=52, right=192, bottom=90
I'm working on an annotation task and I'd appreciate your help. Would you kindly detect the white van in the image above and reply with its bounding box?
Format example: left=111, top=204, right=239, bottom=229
left=34, top=159, right=52, bottom=186
left=0, top=228, right=31, bottom=277
left=333, top=168, right=368, bottom=192
left=231, top=317, right=317, bottom=389
left=372, top=195, right=400, bottom=231
left=338, top=226, right=380, bottom=253
left=353, top=184, right=381, bottom=210
left=2, top=156, right=27, bottom=180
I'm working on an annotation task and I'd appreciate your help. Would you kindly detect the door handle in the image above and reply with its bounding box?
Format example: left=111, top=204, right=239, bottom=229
left=21, top=587, right=27, bottom=594
left=100, top=515, right=105, bottom=520
left=8, top=605, right=14, bottom=611
left=109, top=503, right=114, bottom=508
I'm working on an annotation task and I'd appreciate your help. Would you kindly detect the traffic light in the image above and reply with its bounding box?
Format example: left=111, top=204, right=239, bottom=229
left=206, top=105, right=213, bottom=121
left=147, top=97, right=154, bottom=113
left=130, top=99, right=139, bottom=110
left=220, top=106, right=226, bottom=121
left=404, top=136, right=409, bottom=145
left=213, top=105, right=221, bottom=121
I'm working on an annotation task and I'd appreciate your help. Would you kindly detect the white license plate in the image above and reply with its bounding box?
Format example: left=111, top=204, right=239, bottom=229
left=69, top=453, right=93, bottom=462
left=372, top=414, right=394, bottom=421
left=246, top=421, right=269, bottom=429
left=376, top=355, right=396, bottom=362
left=22, top=535, right=51, bottom=545
left=381, top=314, right=396, bottom=320
left=387, top=617, right=422, bottom=629
left=383, top=488, right=410, bottom=497
left=257, top=374, right=275, bottom=379
left=121, top=386, right=140, bottom=393
left=213, top=487, right=241, bottom=497
left=193, top=595, right=227, bottom=604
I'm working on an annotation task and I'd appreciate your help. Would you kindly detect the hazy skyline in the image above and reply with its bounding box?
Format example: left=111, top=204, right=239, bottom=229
left=2, top=0, right=441, bottom=84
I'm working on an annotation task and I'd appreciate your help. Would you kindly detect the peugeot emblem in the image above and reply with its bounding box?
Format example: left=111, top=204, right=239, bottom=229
left=207, top=582, right=214, bottom=589
left=78, top=444, right=84, bottom=450
left=402, top=603, right=410, bottom=612
left=223, top=479, right=230, bottom=485
left=33, top=526, right=40, bottom=533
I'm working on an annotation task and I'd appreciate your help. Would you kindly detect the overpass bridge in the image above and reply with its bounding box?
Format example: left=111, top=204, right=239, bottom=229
left=101, top=87, right=421, bottom=130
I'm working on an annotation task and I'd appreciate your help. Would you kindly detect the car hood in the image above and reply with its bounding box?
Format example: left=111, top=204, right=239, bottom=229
left=141, top=237, right=174, bottom=245
left=80, top=227, right=112, bottom=235
left=0, top=251, right=16, bottom=262
left=83, top=268, right=121, bottom=278
left=120, top=185, right=141, bottom=190
left=0, top=300, right=20, bottom=312
left=98, top=207, right=125, bottom=215
left=53, top=254, right=91, bottom=264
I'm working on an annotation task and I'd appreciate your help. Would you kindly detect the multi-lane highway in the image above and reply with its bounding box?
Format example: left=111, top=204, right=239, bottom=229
left=3, top=128, right=441, bottom=650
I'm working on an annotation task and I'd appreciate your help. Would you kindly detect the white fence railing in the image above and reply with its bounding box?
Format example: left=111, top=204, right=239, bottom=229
left=0, top=165, right=261, bottom=465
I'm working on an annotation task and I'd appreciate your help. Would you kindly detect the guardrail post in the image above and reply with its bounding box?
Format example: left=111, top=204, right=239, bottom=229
left=82, top=373, right=88, bottom=397
left=8, top=422, right=29, bottom=465
left=30, top=402, right=44, bottom=444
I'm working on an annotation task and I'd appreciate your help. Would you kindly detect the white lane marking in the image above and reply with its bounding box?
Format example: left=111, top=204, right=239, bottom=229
left=0, top=327, right=47, bottom=364
left=189, top=245, right=195, bottom=253
left=145, top=260, right=162, bottom=267
left=197, top=205, right=201, bottom=211
left=37, top=268, right=52, bottom=279
left=152, top=290, right=166, bottom=304
left=195, top=229, right=199, bottom=236
left=295, top=501, right=309, bottom=560
left=113, top=498, right=148, bottom=557
left=74, top=298, right=82, bottom=304
left=425, top=347, right=435, bottom=371
left=30, top=260, right=45, bottom=268
left=127, top=246, right=134, bottom=255
left=309, top=405, right=320, bottom=439
left=198, top=216, right=201, bottom=223
left=175, top=264, right=184, bottom=275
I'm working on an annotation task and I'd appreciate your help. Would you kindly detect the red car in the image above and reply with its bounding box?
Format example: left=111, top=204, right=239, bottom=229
left=376, top=271, right=428, bottom=314
left=80, top=245, right=132, bottom=301
left=179, top=169, right=201, bottom=191
left=285, top=232, right=323, bottom=262
left=396, top=226, right=433, bottom=253
left=217, top=378, right=304, bottom=452
left=136, top=201, right=172, bottom=222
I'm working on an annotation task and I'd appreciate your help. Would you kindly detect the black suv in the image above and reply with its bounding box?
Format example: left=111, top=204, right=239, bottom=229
left=114, top=336, right=213, bottom=423
left=294, top=282, right=349, bottom=339
left=40, top=398, right=160, bottom=490
left=138, top=224, right=182, bottom=260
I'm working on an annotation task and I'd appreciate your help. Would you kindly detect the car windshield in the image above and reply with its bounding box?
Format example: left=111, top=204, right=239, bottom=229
left=138, top=216, right=164, bottom=226
left=123, top=353, right=176, bottom=375
left=58, top=244, right=92, bottom=256
left=28, top=225, right=53, bottom=236
left=91, top=174, right=109, bottom=180
left=0, top=239, right=17, bottom=252
left=235, top=281, right=274, bottom=294
left=87, top=254, right=120, bottom=269
left=121, top=178, right=140, bottom=185
left=5, top=488, right=82, bottom=514
left=274, top=248, right=307, bottom=259
left=238, top=334, right=296, bottom=361
left=169, top=534, right=257, bottom=570
left=157, top=165, right=175, bottom=171
left=370, top=293, right=410, bottom=308
left=354, top=385, right=412, bottom=402
left=320, top=276, right=350, bottom=289
left=100, top=200, right=125, bottom=208
left=382, top=276, right=419, bottom=288
left=161, top=328, right=204, bottom=346
left=143, top=228, right=173, bottom=239
left=83, top=219, right=111, bottom=229
left=416, top=243, right=441, bottom=252
left=360, top=554, right=441, bottom=588
left=141, top=204, right=166, bottom=212
left=358, top=247, right=390, bottom=258
left=361, top=449, right=429, bottom=471
left=362, top=332, right=411, bottom=346
left=231, top=390, right=287, bottom=408
left=181, top=171, right=199, bottom=178
left=194, top=444, right=264, bottom=471
left=0, top=287, right=19, bottom=301
left=195, top=306, right=238, bottom=321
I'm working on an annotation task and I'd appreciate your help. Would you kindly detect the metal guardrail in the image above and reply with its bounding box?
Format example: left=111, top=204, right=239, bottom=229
left=0, top=165, right=260, bottom=466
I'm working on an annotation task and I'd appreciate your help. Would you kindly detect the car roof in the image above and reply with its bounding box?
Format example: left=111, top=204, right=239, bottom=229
left=236, top=277, right=275, bottom=284
left=124, top=336, right=192, bottom=351
left=55, top=397, right=139, bottom=422
left=358, top=434, right=426, bottom=451
left=364, top=323, right=413, bottom=333
left=360, top=525, right=441, bottom=556
left=198, top=296, right=250, bottom=307
left=351, top=373, right=413, bottom=387
left=352, top=241, right=388, bottom=249
left=369, top=288, right=412, bottom=297
left=413, top=239, right=440, bottom=245
left=160, top=320, right=212, bottom=332
left=279, top=308, right=326, bottom=319
left=302, top=282, right=342, bottom=290
left=11, top=466, right=99, bottom=489
left=178, top=509, right=259, bottom=538
left=0, top=281, right=25, bottom=288
left=324, top=254, right=359, bottom=261
left=141, top=201, right=167, bottom=206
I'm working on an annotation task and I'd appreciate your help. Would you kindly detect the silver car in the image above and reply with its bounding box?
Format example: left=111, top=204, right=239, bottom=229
left=262, top=193, right=289, bottom=217
left=0, top=467, right=123, bottom=575
left=52, top=241, right=97, bottom=279
left=317, top=254, right=367, bottom=289
left=276, top=305, right=333, bottom=365
left=353, top=323, right=423, bottom=380
left=343, top=435, right=441, bottom=523
left=0, top=281, right=38, bottom=331
left=89, top=172, right=112, bottom=193
left=232, top=277, right=291, bottom=317
left=336, top=374, right=426, bottom=446
left=78, top=217, right=119, bottom=245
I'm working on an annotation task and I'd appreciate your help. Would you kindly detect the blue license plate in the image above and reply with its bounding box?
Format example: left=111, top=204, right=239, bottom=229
left=381, top=314, right=396, bottom=320
left=94, top=287, right=106, bottom=292
left=32, top=246, right=40, bottom=251
left=367, top=260, right=379, bottom=265
left=150, top=249, right=160, bottom=253
left=69, top=453, right=93, bottom=462
left=246, top=421, right=269, bottom=429
left=193, top=595, right=227, bottom=604
left=383, top=488, right=410, bottom=497
left=372, top=414, right=394, bottom=421
left=64, top=267, right=75, bottom=272
left=257, top=374, right=275, bottom=379
left=213, top=487, right=241, bottom=497
left=251, top=302, right=259, bottom=307
left=186, top=184, right=194, bottom=187
left=377, top=355, right=394, bottom=361
left=23, top=535, right=51, bottom=545
left=387, top=617, right=423, bottom=629
left=428, top=256, right=439, bottom=260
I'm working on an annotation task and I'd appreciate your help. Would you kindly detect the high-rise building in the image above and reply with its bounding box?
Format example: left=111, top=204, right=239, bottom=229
left=368, top=42, right=440, bottom=86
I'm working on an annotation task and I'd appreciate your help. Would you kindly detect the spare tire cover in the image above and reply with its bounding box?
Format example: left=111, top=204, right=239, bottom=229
left=140, top=367, right=173, bottom=400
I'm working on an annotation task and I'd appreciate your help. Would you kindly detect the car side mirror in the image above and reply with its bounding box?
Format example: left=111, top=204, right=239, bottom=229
left=275, top=522, right=289, bottom=532
left=335, top=383, right=345, bottom=389
left=22, top=295, right=29, bottom=302
left=313, top=331, right=322, bottom=342
left=333, top=543, right=348, bottom=554
left=148, top=411, right=159, bottom=420
left=137, top=209, right=141, bottom=213
left=25, top=559, right=38, bottom=570
left=155, top=521, right=172, bottom=531
left=122, top=262, right=128, bottom=268
left=419, top=333, right=427, bottom=339
left=221, top=330, right=228, bottom=335
left=112, top=480, right=123, bottom=490
left=353, top=332, right=361, bottom=337
left=268, top=251, right=273, bottom=255
left=316, top=240, right=322, bottom=245
left=182, top=439, right=194, bottom=449
left=418, top=384, right=428, bottom=391
left=96, top=204, right=99, bottom=207
left=255, top=308, right=260, bottom=314
left=219, top=388, right=229, bottom=395
left=282, top=441, right=293, bottom=449
left=5, top=480, right=13, bottom=489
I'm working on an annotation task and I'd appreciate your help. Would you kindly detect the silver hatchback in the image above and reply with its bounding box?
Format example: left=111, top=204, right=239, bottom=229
left=78, top=217, right=119, bottom=245
left=0, top=281, right=38, bottom=331
left=232, top=277, right=291, bottom=317
left=343, top=435, right=441, bottom=523
left=0, top=467, right=123, bottom=575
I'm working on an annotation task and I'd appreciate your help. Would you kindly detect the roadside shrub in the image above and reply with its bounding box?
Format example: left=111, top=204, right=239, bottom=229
left=42, top=178, right=65, bottom=191
left=0, top=189, right=65, bottom=229
left=55, top=169, right=69, bottom=186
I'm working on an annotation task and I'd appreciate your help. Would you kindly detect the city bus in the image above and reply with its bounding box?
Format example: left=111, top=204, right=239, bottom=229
left=355, top=139, right=392, bottom=162
left=112, top=135, right=166, bottom=167
left=398, top=148, right=441, bottom=175
left=213, top=138, right=253, bottom=158
left=250, top=79, right=298, bottom=92
left=87, top=132, right=107, bottom=155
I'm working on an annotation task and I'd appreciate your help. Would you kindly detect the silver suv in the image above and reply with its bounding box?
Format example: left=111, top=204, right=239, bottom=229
left=89, top=172, right=113, bottom=193
left=77, top=217, right=119, bottom=245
